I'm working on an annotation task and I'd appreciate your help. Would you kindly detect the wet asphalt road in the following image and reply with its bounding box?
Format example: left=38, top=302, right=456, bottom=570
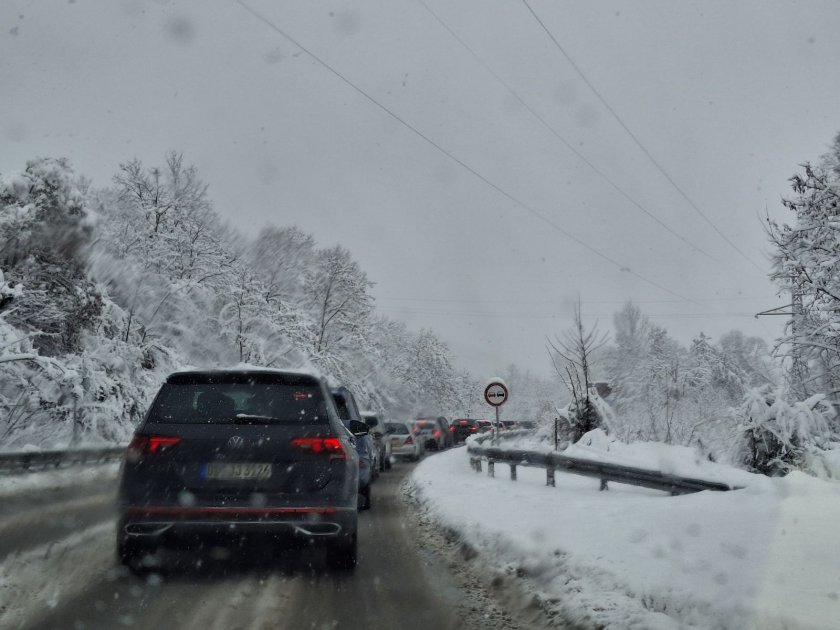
left=1, top=461, right=465, bottom=630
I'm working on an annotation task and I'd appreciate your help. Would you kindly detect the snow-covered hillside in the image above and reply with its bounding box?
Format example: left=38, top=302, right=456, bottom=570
left=0, top=156, right=480, bottom=448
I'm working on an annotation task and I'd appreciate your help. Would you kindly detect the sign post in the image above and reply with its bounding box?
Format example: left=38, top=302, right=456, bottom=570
left=483, top=379, right=509, bottom=443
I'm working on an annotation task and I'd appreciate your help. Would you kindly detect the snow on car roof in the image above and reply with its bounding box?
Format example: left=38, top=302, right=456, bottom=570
left=166, top=365, right=323, bottom=383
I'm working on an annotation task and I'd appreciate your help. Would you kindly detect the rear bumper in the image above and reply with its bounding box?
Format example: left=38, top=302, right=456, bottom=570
left=118, top=505, right=357, bottom=545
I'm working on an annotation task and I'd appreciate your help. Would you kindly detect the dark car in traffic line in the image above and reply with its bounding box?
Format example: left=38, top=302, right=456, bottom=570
left=413, top=416, right=453, bottom=450
left=413, top=418, right=443, bottom=450
left=116, top=369, right=360, bottom=573
left=450, top=418, right=480, bottom=443
left=331, top=386, right=376, bottom=509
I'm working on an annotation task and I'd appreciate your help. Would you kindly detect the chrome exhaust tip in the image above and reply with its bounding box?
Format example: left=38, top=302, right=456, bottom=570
left=293, top=523, right=342, bottom=536
left=124, top=523, right=171, bottom=536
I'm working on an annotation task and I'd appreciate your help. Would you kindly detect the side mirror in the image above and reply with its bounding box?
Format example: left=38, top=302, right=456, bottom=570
left=348, top=420, right=369, bottom=436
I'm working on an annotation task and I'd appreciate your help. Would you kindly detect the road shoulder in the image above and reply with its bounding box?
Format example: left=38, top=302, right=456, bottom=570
left=401, top=470, right=569, bottom=630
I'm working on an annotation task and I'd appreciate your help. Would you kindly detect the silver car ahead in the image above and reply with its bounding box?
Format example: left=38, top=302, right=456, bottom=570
left=385, top=421, right=423, bottom=461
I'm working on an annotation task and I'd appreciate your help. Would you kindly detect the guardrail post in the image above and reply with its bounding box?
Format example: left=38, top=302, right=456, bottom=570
left=509, top=464, right=517, bottom=481
left=600, top=478, right=609, bottom=491
left=475, top=458, right=482, bottom=472
left=487, top=459, right=494, bottom=478
left=546, top=467, right=555, bottom=487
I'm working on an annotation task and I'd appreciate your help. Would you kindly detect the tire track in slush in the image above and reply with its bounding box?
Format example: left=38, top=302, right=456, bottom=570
left=0, top=491, right=116, bottom=560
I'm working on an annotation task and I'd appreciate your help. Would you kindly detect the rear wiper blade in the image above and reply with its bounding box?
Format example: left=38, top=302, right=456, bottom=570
left=233, top=414, right=283, bottom=423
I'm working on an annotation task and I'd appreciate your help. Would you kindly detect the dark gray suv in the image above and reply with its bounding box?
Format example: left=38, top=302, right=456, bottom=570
left=116, top=369, right=360, bottom=572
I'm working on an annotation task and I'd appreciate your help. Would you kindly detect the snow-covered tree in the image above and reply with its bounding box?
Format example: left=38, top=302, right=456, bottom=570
left=304, top=245, right=374, bottom=355
left=94, top=153, right=238, bottom=353
left=0, top=157, right=101, bottom=356
left=768, top=132, right=840, bottom=401
left=732, top=386, right=832, bottom=475
left=602, top=301, right=780, bottom=457
left=549, top=301, right=609, bottom=442
left=718, top=330, right=776, bottom=388
left=248, top=226, right=316, bottom=305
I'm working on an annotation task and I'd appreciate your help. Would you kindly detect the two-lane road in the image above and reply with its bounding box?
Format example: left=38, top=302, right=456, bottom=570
left=2, top=462, right=472, bottom=630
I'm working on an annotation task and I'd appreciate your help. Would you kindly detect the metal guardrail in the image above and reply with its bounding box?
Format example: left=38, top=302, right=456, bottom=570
left=0, top=445, right=126, bottom=473
left=467, top=433, right=739, bottom=495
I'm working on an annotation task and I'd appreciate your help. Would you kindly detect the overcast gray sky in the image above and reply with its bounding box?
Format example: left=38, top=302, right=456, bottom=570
left=3, top=0, right=840, bottom=378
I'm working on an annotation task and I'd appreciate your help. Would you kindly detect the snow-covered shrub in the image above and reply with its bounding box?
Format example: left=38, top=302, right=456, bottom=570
left=731, top=386, right=833, bottom=475
left=0, top=283, right=180, bottom=448
left=560, top=387, right=613, bottom=443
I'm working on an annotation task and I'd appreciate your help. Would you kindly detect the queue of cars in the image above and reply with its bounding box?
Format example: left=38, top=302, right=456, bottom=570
left=115, top=366, right=539, bottom=575
left=115, top=367, right=473, bottom=575
left=448, top=418, right=538, bottom=442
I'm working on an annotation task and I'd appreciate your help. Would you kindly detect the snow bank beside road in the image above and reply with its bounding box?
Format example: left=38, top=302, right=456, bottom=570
left=0, top=462, right=120, bottom=500
left=409, top=446, right=840, bottom=629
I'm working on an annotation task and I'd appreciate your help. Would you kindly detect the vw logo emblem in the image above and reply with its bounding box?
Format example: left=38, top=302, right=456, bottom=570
left=227, top=435, right=244, bottom=449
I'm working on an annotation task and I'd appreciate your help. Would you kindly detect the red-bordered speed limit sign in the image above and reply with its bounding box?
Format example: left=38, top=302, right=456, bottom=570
left=484, top=381, right=508, bottom=407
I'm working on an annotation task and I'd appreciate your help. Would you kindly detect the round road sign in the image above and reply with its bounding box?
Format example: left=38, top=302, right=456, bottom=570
left=484, top=381, right=509, bottom=407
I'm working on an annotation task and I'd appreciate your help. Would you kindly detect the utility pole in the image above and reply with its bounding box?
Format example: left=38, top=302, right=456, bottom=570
left=789, top=279, right=808, bottom=398
left=755, top=275, right=807, bottom=398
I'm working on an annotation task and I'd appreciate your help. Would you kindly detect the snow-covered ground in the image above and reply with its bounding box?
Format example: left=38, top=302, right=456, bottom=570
left=408, top=438, right=840, bottom=630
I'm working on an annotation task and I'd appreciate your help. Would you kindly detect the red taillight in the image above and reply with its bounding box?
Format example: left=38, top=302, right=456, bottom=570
left=470, top=426, right=477, bottom=431
left=125, top=435, right=181, bottom=463
left=449, top=426, right=456, bottom=431
left=291, top=437, right=346, bottom=459
left=433, top=430, right=440, bottom=437
left=405, top=436, right=414, bottom=445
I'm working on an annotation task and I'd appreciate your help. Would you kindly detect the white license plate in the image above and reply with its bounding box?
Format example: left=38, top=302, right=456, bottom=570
left=205, top=462, right=272, bottom=480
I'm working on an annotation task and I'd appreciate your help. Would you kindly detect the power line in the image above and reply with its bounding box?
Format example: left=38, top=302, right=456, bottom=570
left=520, top=0, right=766, bottom=275
left=415, top=0, right=718, bottom=263
left=377, top=294, right=776, bottom=305
left=378, top=307, right=759, bottom=320
left=236, top=0, right=701, bottom=305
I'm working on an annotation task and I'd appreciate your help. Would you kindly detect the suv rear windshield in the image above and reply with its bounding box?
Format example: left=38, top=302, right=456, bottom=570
left=385, top=423, right=409, bottom=435
left=146, top=378, right=329, bottom=424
